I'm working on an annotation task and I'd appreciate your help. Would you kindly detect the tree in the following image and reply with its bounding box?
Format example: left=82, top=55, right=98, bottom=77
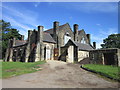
left=101, top=34, right=120, bottom=49
left=1, top=20, right=21, bottom=59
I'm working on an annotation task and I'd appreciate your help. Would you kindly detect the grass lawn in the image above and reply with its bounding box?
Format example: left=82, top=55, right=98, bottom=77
left=83, top=64, right=120, bottom=81
left=1, top=60, right=46, bottom=79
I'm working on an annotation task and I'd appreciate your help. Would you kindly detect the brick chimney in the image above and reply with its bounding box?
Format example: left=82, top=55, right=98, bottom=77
left=53, top=21, right=59, bottom=48
left=28, top=30, right=32, bottom=42
left=73, top=24, right=78, bottom=42
left=21, top=35, right=24, bottom=41
left=38, top=26, right=43, bottom=43
left=93, top=42, right=96, bottom=49
left=87, top=34, right=91, bottom=44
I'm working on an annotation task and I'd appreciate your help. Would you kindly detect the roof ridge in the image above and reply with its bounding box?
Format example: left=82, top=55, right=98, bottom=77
left=44, top=23, right=67, bottom=32
left=78, top=29, right=84, bottom=32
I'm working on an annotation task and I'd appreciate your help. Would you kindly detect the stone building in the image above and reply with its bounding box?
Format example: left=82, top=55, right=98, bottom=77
left=5, top=21, right=120, bottom=66
left=5, top=21, right=95, bottom=63
left=89, top=48, right=120, bottom=66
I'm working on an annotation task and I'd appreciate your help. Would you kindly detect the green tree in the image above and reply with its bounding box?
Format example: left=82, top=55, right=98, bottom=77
left=0, top=20, right=21, bottom=59
left=101, top=34, right=120, bottom=49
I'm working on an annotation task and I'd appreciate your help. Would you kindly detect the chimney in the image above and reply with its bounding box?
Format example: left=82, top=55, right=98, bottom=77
left=74, top=24, right=78, bottom=42
left=93, top=42, right=96, bottom=49
left=10, top=37, right=16, bottom=48
left=53, top=21, right=59, bottom=48
left=28, top=30, right=32, bottom=42
left=21, top=35, right=24, bottom=41
left=38, top=26, right=43, bottom=43
left=53, top=21, right=59, bottom=39
left=13, top=37, right=16, bottom=46
left=87, top=34, right=90, bottom=44
left=53, top=21, right=59, bottom=33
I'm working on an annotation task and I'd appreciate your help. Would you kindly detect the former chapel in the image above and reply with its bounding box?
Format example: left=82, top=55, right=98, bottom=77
left=5, top=21, right=95, bottom=63
left=5, top=21, right=120, bottom=66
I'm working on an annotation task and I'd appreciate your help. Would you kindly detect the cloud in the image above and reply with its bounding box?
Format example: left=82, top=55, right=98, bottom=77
left=2, top=4, right=42, bottom=39
left=34, top=2, right=40, bottom=7
left=63, top=2, right=118, bottom=13
left=3, top=16, right=33, bottom=39
left=4, top=16, right=32, bottom=30
left=91, top=27, right=117, bottom=49
left=99, top=28, right=117, bottom=36
left=2, top=5, right=39, bottom=27
left=96, top=24, right=101, bottom=26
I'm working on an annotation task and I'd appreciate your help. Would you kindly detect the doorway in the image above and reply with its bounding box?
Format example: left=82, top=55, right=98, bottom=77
left=54, top=48, right=59, bottom=60
left=104, top=53, right=115, bottom=65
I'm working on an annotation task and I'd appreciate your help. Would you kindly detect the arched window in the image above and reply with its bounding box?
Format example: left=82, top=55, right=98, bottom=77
left=81, top=36, right=86, bottom=44
left=64, top=32, right=71, bottom=45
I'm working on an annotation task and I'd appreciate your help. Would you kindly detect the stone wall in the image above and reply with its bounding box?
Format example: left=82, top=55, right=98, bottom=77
left=12, top=45, right=27, bottom=62
left=78, top=30, right=89, bottom=44
left=43, top=42, right=54, bottom=60
left=78, top=51, right=89, bottom=62
left=89, top=49, right=120, bottom=66
left=57, top=23, right=74, bottom=47
left=117, top=49, right=120, bottom=66
left=67, top=46, right=74, bottom=63
left=89, top=51, right=103, bottom=64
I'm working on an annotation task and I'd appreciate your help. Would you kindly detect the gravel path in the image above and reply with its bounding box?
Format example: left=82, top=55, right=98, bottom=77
left=2, top=60, right=119, bottom=88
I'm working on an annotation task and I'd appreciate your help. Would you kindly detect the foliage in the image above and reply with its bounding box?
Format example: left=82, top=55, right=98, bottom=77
left=0, top=20, right=21, bottom=58
left=101, top=34, right=120, bottom=49
left=83, top=64, right=120, bottom=81
left=1, top=60, right=46, bottom=78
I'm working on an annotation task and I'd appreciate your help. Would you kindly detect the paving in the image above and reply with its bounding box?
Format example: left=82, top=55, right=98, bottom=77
left=2, top=60, right=119, bottom=88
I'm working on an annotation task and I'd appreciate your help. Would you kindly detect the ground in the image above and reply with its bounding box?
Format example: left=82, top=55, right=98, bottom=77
left=2, top=60, right=119, bottom=88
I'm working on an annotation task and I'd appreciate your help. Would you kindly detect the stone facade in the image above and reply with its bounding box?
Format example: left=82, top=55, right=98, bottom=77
left=5, top=21, right=96, bottom=63
left=89, top=48, right=120, bottom=66
left=78, top=51, right=89, bottom=62
left=5, top=25, right=55, bottom=62
left=5, top=21, right=120, bottom=66
left=58, top=37, right=94, bottom=63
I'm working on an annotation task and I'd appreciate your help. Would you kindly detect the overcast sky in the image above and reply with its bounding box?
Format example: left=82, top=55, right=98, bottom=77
left=2, top=2, right=118, bottom=48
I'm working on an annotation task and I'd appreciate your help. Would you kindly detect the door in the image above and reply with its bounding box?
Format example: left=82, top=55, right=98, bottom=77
left=104, top=53, right=115, bottom=65
left=54, top=48, right=59, bottom=60
left=46, top=49, right=51, bottom=60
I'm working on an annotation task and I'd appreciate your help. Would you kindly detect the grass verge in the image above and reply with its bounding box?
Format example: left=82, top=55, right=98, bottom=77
left=1, top=60, right=46, bottom=79
left=83, top=64, right=120, bottom=81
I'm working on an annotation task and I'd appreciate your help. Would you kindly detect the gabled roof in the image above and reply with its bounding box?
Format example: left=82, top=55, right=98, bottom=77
left=75, top=42, right=94, bottom=51
left=65, top=39, right=94, bottom=51
left=78, top=29, right=85, bottom=34
left=43, top=32, right=56, bottom=43
left=14, top=32, right=56, bottom=47
left=44, top=23, right=68, bottom=34
left=15, top=40, right=27, bottom=47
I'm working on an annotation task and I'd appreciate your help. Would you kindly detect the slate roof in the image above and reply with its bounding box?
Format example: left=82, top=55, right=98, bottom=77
left=15, top=40, right=27, bottom=47
left=14, top=32, right=56, bottom=47
left=43, top=32, right=56, bottom=43
left=75, top=42, right=94, bottom=50
left=44, top=23, right=68, bottom=34
left=66, top=39, right=94, bottom=51
left=78, top=30, right=85, bottom=34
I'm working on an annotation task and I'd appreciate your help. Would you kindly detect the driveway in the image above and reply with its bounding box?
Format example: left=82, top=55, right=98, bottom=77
left=2, top=60, right=119, bottom=88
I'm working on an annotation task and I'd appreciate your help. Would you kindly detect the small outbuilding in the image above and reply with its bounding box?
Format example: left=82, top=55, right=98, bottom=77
left=89, top=48, right=120, bottom=66
left=59, top=39, right=94, bottom=63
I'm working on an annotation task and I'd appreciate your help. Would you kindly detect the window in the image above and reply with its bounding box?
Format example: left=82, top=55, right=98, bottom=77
left=81, top=36, right=86, bottom=44
left=64, top=32, right=71, bottom=45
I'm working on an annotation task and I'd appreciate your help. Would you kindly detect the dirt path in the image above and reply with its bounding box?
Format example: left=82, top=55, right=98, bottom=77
left=2, top=60, right=119, bottom=88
